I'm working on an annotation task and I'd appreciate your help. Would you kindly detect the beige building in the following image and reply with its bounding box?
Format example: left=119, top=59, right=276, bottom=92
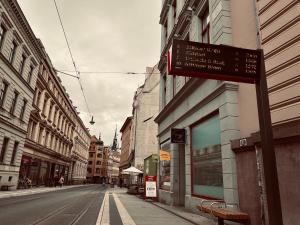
left=130, top=65, right=160, bottom=171
left=232, top=1, right=300, bottom=225
left=107, top=149, right=120, bottom=185
left=71, top=116, right=91, bottom=184
left=0, top=0, right=39, bottom=190
left=22, top=41, right=84, bottom=186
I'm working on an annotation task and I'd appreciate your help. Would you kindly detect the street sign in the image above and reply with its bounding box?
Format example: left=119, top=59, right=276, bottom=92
left=171, top=128, right=185, bottom=144
left=168, top=39, right=261, bottom=83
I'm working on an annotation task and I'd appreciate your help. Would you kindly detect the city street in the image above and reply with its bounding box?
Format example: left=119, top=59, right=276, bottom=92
left=0, top=185, right=105, bottom=225
left=0, top=185, right=213, bottom=225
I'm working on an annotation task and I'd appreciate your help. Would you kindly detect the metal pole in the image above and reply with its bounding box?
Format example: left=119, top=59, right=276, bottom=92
left=255, top=49, right=283, bottom=225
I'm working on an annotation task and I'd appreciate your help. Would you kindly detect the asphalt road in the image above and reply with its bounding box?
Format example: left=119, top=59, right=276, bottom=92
left=0, top=184, right=106, bottom=225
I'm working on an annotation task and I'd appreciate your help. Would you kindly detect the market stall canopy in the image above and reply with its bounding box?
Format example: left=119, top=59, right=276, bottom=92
left=122, top=166, right=143, bottom=174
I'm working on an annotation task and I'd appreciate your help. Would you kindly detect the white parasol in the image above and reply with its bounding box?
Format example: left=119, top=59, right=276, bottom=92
left=122, top=166, right=143, bottom=174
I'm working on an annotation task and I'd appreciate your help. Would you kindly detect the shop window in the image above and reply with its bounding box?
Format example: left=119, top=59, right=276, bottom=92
left=159, top=140, right=171, bottom=190
left=191, top=113, right=223, bottom=199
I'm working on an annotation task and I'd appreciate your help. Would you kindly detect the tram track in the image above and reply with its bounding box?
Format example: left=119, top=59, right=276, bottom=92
left=30, top=188, right=103, bottom=225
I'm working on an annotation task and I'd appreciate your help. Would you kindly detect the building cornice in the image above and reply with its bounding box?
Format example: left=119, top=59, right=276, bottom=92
left=155, top=81, right=239, bottom=136
left=25, top=138, right=72, bottom=163
left=0, top=113, right=27, bottom=134
left=2, top=0, right=42, bottom=60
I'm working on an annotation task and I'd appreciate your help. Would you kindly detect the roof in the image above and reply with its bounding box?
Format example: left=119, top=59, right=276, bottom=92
left=120, top=116, right=133, bottom=132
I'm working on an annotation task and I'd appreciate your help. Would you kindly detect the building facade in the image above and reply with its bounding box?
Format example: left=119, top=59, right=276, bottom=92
left=155, top=0, right=260, bottom=216
left=0, top=0, right=39, bottom=190
left=86, top=136, right=108, bottom=183
left=119, top=116, right=132, bottom=182
left=71, top=117, right=90, bottom=184
left=22, top=43, right=80, bottom=186
left=130, top=66, right=160, bottom=171
left=107, top=149, right=120, bottom=185
left=231, top=1, right=300, bottom=225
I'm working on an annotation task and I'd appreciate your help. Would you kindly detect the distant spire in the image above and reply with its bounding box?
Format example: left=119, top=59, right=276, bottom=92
left=98, top=132, right=101, bottom=141
left=111, top=125, right=118, bottom=151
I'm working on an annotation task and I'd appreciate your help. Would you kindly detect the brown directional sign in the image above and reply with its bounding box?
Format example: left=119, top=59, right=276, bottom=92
left=168, top=39, right=261, bottom=83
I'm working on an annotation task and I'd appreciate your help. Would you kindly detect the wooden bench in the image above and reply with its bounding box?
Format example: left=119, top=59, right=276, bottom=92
left=1, top=184, right=15, bottom=191
left=197, top=200, right=250, bottom=225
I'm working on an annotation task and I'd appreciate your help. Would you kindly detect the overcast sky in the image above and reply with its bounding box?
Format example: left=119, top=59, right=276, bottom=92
left=18, top=0, right=161, bottom=145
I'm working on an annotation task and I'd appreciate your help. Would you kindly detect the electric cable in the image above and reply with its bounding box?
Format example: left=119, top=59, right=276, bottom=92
left=53, top=0, right=91, bottom=115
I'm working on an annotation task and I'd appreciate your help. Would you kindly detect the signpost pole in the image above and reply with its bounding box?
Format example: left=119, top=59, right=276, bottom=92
left=255, top=50, right=283, bottom=225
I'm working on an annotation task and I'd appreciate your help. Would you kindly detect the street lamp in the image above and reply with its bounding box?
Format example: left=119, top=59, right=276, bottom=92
left=89, top=116, right=95, bottom=125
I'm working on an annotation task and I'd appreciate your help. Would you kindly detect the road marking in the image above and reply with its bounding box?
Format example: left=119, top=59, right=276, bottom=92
left=96, top=191, right=110, bottom=225
left=113, top=193, right=136, bottom=225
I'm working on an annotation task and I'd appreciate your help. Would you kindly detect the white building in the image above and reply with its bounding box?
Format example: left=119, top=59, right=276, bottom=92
left=130, top=66, right=160, bottom=171
left=0, top=0, right=39, bottom=190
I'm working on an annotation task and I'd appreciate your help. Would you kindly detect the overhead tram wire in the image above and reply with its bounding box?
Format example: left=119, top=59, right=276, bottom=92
left=53, top=0, right=91, bottom=115
left=56, top=70, right=161, bottom=75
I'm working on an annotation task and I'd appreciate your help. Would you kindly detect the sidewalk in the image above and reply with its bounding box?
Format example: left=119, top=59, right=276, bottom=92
left=108, top=187, right=215, bottom=225
left=0, top=184, right=87, bottom=199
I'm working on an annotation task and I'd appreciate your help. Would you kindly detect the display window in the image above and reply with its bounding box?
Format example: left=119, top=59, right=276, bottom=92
left=159, top=140, right=171, bottom=190
left=191, top=113, right=223, bottom=199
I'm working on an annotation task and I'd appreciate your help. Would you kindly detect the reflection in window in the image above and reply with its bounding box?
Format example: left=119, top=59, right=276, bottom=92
left=159, top=140, right=171, bottom=190
left=191, top=114, right=223, bottom=199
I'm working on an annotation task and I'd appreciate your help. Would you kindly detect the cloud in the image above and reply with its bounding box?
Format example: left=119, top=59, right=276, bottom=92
left=18, top=0, right=161, bottom=144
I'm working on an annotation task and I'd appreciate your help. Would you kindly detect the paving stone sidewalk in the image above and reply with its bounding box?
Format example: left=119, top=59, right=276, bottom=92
left=109, top=187, right=215, bottom=225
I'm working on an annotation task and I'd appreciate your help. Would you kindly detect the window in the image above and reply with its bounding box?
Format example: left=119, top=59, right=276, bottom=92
left=0, top=24, right=7, bottom=48
left=10, top=91, right=19, bottom=115
left=0, top=137, right=9, bottom=163
left=38, top=127, right=44, bottom=144
left=0, top=81, right=8, bottom=108
left=10, top=141, right=19, bottom=165
left=88, top=161, right=92, bottom=165
left=173, top=0, right=177, bottom=25
left=159, top=140, right=171, bottom=190
left=201, top=9, right=210, bottom=43
left=97, top=153, right=102, bottom=158
left=35, top=89, right=41, bottom=107
left=8, top=41, right=17, bottom=63
left=27, top=65, right=34, bottom=83
left=87, top=168, right=92, bottom=173
left=96, top=168, right=100, bottom=173
left=19, top=54, right=26, bottom=74
left=96, top=161, right=101, bottom=165
left=19, top=98, right=27, bottom=120
left=89, top=152, right=94, bottom=157
left=42, top=96, right=48, bottom=115
left=162, top=73, right=167, bottom=107
left=191, top=113, right=223, bottom=199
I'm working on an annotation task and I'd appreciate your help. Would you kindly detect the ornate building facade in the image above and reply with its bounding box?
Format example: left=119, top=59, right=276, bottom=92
left=0, top=0, right=39, bottom=190
left=22, top=43, right=81, bottom=186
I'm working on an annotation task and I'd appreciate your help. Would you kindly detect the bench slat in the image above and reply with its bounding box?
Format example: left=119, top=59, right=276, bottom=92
left=197, top=205, right=250, bottom=220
